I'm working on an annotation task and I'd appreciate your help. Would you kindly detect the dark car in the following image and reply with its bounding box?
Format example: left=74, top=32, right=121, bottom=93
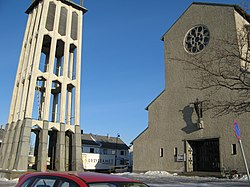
left=15, top=172, right=148, bottom=187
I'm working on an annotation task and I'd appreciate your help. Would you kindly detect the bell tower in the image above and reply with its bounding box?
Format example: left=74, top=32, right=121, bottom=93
left=0, top=0, right=87, bottom=171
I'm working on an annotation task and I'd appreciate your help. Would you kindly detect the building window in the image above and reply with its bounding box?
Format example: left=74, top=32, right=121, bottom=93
left=120, top=150, right=124, bottom=156
left=174, top=147, right=178, bottom=156
left=232, top=144, right=237, bottom=155
left=184, top=25, right=210, bottom=54
left=103, top=149, right=107, bottom=155
left=90, top=148, right=94, bottom=153
left=160, top=148, right=164, bottom=157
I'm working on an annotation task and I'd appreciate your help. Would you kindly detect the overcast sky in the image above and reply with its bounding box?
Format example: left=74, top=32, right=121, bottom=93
left=0, top=0, right=241, bottom=144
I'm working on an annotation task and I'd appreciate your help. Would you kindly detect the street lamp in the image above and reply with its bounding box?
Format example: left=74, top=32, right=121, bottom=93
left=115, top=133, right=120, bottom=167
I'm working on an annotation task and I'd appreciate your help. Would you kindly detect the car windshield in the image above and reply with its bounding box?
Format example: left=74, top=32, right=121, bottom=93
left=88, top=182, right=148, bottom=187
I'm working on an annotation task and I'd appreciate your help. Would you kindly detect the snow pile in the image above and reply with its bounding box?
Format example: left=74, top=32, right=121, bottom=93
left=0, top=178, right=9, bottom=181
left=239, top=175, right=249, bottom=180
left=0, top=177, right=18, bottom=182
left=114, top=171, right=178, bottom=177
left=144, top=171, right=177, bottom=176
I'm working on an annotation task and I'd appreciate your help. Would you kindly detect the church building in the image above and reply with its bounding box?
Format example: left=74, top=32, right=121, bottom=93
left=133, top=2, right=250, bottom=174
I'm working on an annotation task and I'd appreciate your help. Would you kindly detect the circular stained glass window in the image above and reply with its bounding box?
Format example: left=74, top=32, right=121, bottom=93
left=184, top=25, right=210, bottom=54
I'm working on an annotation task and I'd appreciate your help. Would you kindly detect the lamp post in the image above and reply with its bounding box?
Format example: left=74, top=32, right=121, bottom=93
left=114, top=133, right=120, bottom=167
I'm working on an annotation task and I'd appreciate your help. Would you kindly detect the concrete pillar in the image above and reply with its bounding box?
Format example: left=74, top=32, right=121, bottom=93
left=52, top=93, right=59, bottom=122
left=65, top=133, right=70, bottom=171
left=71, top=125, right=83, bottom=171
left=8, top=120, right=22, bottom=170
left=19, top=6, right=41, bottom=121
left=75, top=10, right=82, bottom=126
left=37, top=121, right=48, bottom=171
left=55, top=123, right=65, bottom=171
left=0, top=123, right=10, bottom=169
left=8, top=13, right=32, bottom=123
left=34, top=130, right=40, bottom=169
left=25, top=1, right=49, bottom=118
left=13, top=118, right=32, bottom=171
left=69, top=52, right=74, bottom=79
left=2, top=122, right=15, bottom=170
left=67, top=89, right=72, bottom=125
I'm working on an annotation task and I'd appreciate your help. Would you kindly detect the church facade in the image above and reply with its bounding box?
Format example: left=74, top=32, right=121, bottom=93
left=133, top=2, right=250, bottom=174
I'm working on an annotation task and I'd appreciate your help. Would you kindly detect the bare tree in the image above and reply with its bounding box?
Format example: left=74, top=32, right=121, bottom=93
left=173, top=24, right=250, bottom=117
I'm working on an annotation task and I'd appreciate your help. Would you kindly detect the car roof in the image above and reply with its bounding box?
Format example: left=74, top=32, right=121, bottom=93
left=20, top=172, right=141, bottom=184
left=77, top=172, right=139, bottom=183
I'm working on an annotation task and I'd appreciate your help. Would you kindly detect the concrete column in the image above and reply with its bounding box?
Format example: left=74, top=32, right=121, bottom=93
left=19, top=6, right=40, bottom=120
left=8, top=120, right=22, bottom=170
left=60, top=83, right=67, bottom=123
left=25, top=1, right=49, bottom=118
left=37, top=121, right=48, bottom=171
left=0, top=123, right=10, bottom=169
left=2, top=122, right=15, bottom=170
left=71, top=125, right=83, bottom=171
left=52, top=93, right=59, bottom=122
left=65, top=133, right=70, bottom=171
left=13, top=118, right=32, bottom=171
left=55, top=123, right=65, bottom=171
left=8, top=13, right=32, bottom=123
left=75, top=10, right=82, bottom=126
left=59, top=21, right=70, bottom=123
left=34, top=130, right=40, bottom=169
left=67, top=89, right=72, bottom=125
left=69, top=52, right=74, bottom=79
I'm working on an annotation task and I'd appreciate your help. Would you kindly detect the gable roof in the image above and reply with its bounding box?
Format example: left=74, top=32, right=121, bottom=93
left=145, top=89, right=165, bottom=110
left=130, top=127, right=148, bottom=144
left=82, top=133, right=129, bottom=150
left=161, top=2, right=250, bottom=41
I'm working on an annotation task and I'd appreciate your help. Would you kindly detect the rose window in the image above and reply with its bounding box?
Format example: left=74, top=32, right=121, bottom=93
left=184, top=25, right=210, bottom=54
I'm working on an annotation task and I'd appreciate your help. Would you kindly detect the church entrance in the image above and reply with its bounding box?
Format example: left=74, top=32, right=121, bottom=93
left=186, top=138, right=220, bottom=172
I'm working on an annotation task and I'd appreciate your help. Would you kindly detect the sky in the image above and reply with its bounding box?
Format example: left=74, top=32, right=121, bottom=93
left=0, top=0, right=243, bottom=145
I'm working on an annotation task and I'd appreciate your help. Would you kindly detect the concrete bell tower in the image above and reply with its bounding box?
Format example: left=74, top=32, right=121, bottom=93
left=0, top=0, right=87, bottom=171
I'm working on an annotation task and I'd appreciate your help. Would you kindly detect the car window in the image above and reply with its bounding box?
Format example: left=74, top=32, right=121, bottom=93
left=20, top=178, right=33, bottom=187
left=88, top=183, right=116, bottom=187
left=32, top=177, right=56, bottom=187
left=60, top=180, right=80, bottom=187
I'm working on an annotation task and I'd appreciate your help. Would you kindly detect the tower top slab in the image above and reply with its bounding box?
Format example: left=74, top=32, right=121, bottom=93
left=26, top=0, right=88, bottom=14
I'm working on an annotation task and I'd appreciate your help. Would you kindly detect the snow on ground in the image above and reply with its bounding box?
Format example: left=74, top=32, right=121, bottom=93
left=114, top=171, right=250, bottom=186
left=0, top=171, right=250, bottom=187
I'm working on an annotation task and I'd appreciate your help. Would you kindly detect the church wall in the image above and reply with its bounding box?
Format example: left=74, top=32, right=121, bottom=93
left=134, top=3, right=250, bottom=173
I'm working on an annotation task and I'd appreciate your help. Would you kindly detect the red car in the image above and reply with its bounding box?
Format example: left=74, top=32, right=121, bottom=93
left=16, top=172, right=148, bottom=187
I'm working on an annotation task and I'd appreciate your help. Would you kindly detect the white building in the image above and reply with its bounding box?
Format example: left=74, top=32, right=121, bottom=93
left=81, top=133, right=130, bottom=172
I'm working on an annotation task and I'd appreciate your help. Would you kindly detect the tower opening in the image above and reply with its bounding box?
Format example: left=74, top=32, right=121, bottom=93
left=39, top=35, right=51, bottom=73
left=33, top=76, right=46, bottom=120
left=53, top=39, right=65, bottom=77
left=49, top=81, right=62, bottom=123
left=48, top=129, right=58, bottom=170
left=68, top=44, right=77, bottom=80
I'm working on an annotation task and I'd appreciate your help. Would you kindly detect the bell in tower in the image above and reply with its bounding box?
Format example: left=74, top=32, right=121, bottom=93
left=0, top=0, right=87, bottom=172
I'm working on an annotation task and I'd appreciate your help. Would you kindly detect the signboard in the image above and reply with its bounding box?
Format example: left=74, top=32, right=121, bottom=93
left=82, top=153, right=115, bottom=170
left=176, top=154, right=186, bottom=162
left=234, top=120, right=241, bottom=140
